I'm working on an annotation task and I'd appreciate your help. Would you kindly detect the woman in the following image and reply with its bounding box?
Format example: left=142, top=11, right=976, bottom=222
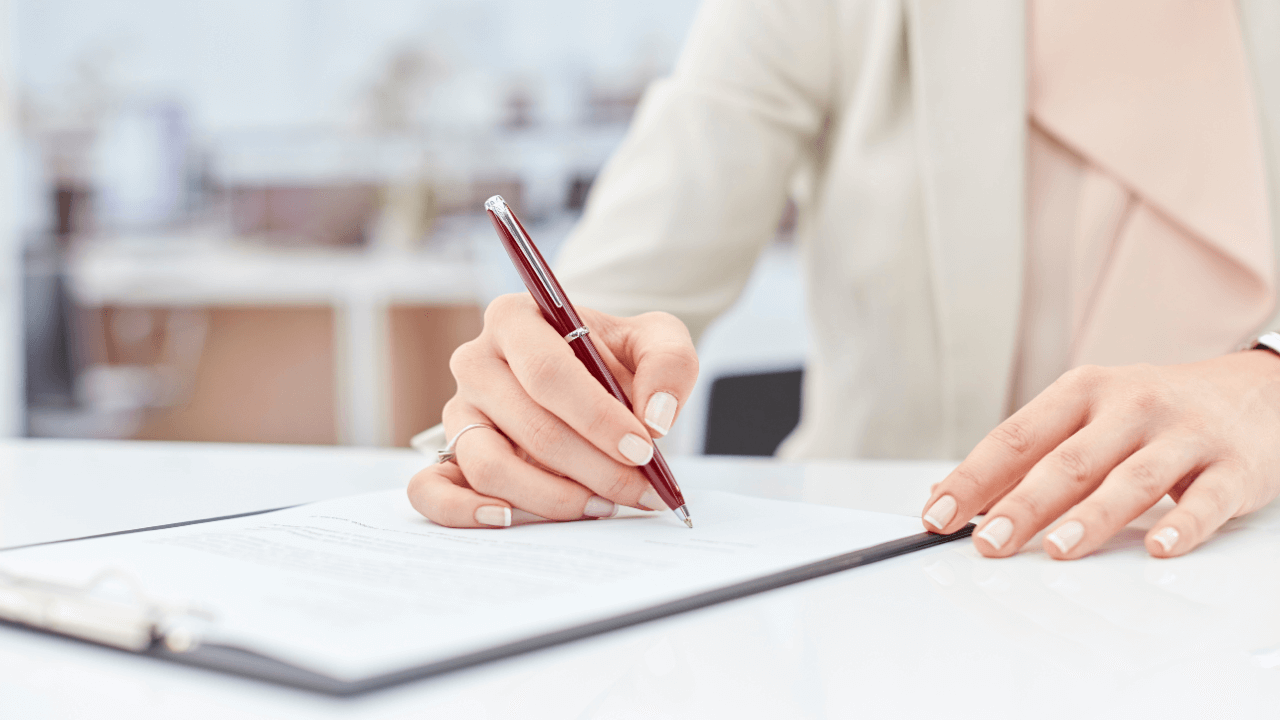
left=409, top=0, right=1280, bottom=560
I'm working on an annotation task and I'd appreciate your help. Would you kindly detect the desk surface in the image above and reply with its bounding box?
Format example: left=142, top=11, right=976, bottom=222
left=2, top=439, right=1278, bottom=719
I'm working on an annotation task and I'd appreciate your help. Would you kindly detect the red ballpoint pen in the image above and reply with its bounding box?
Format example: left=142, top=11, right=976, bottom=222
left=484, top=195, right=693, bottom=528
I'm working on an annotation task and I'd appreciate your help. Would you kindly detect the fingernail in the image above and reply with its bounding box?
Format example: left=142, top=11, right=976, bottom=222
left=619, top=433, right=654, bottom=465
left=1152, top=526, right=1180, bottom=553
left=977, top=516, right=1014, bottom=550
left=922, top=495, right=957, bottom=530
left=584, top=495, right=618, bottom=518
left=644, top=392, right=678, bottom=436
left=639, top=488, right=668, bottom=512
left=475, top=505, right=511, bottom=527
left=1046, top=520, right=1084, bottom=554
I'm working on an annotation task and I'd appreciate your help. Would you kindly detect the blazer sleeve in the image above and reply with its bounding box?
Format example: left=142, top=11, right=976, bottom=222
left=554, top=0, right=836, bottom=341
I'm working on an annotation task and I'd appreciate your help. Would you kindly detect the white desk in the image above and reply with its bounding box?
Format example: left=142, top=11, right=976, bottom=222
left=3, top=439, right=1278, bottom=719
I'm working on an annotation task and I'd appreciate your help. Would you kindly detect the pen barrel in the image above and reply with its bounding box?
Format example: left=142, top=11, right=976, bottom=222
left=569, top=334, right=687, bottom=511
left=486, top=199, right=686, bottom=513
left=639, top=446, right=684, bottom=511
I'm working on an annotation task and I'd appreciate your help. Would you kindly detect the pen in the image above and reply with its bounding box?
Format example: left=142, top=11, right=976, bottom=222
left=484, top=195, right=693, bottom=528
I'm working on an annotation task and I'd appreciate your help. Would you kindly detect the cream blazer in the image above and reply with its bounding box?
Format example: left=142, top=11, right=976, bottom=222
left=555, top=0, right=1280, bottom=460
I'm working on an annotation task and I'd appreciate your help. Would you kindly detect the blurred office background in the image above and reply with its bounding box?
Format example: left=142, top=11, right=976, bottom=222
left=7, top=0, right=808, bottom=455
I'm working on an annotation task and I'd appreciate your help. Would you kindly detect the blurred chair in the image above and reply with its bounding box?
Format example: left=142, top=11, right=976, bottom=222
left=703, top=368, right=803, bottom=456
left=662, top=239, right=809, bottom=457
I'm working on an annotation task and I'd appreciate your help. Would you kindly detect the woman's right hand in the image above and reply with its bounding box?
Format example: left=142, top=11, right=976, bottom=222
left=407, top=293, right=700, bottom=528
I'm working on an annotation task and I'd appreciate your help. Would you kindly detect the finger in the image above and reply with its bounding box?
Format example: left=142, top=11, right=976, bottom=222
left=1039, top=439, right=1204, bottom=559
left=980, top=481, right=1018, bottom=514
left=458, top=355, right=659, bottom=509
left=407, top=461, right=515, bottom=528
left=972, top=417, right=1145, bottom=557
left=446, top=409, right=619, bottom=521
left=597, top=311, right=698, bottom=437
left=484, top=299, right=656, bottom=468
left=1144, top=463, right=1243, bottom=558
left=922, top=366, right=1105, bottom=534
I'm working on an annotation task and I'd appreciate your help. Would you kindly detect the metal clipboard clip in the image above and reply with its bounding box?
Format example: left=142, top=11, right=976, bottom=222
left=0, top=568, right=214, bottom=653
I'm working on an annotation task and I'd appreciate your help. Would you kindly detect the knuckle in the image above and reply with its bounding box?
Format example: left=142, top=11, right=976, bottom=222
left=441, top=396, right=464, bottom=423
left=521, top=350, right=568, bottom=396
left=1077, top=501, right=1118, bottom=531
left=656, top=347, right=700, bottom=382
left=584, top=396, right=622, bottom=435
left=1173, top=433, right=1212, bottom=460
left=999, top=492, right=1046, bottom=521
left=542, top=484, right=589, bottom=520
left=988, top=418, right=1037, bottom=456
left=945, top=465, right=986, bottom=495
left=596, top=467, right=637, bottom=502
left=1178, top=509, right=1210, bottom=541
left=1196, top=480, right=1239, bottom=519
left=1122, top=459, right=1166, bottom=496
left=643, top=311, right=694, bottom=338
left=484, top=293, right=522, bottom=323
left=449, top=340, right=483, bottom=378
left=406, top=467, right=434, bottom=495
left=483, top=294, right=539, bottom=335
left=520, top=411, right=570, bottom=463
left=461, top=454, right=502, bottom=493
left=1063, top=364, right=1105, bottom=387
left=1124, top=386, right=1170, bottom=415
left=1049, top=446, right=1093, bottom=486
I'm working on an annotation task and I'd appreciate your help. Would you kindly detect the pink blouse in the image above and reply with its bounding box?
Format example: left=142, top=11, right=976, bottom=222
left=1012, top=0, right=1275, bottom=409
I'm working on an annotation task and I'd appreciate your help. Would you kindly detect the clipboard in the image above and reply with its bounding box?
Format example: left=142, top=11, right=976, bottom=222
left=0, top=502, right=973, bottom=697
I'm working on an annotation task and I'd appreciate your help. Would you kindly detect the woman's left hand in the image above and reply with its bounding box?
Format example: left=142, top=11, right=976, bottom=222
left=920, top=349, right=1280, bottom=559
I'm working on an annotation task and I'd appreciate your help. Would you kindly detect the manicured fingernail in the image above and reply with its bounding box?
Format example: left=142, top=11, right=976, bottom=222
left=1152, top=526, right=1180, bottom=553
left=475, top=505, right=511, bottom=527
left=639, top=488, right=668, bottom=512
left=584, top=495, right=618, bottom=518
left=644, top=392, right=678, bottom=436
left=923, top=495, right=957, bottom=530
left=619, top=433, right=654, bottom=465
left=977, top=516, right=1014, bottom=550
left=1046, top=520, right=1084, bottom=554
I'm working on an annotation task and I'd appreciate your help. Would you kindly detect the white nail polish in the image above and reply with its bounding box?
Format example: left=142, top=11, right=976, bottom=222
left=977, top=516, right=1014, bottom=550
left=639, top=488, right=668, bottom=512
left=1152, top=526, right=1180, bottom=553
left=618, top=433, right=654, bottom=465
left=923, top=495, right=958, bottom=530
left=1046, top=520, right=1084, bottom=554
left=475, top=505, right=511, bottom=527
left=644, top=392, right=678, bottom=436
left=584, top=495, right=618, bottom=518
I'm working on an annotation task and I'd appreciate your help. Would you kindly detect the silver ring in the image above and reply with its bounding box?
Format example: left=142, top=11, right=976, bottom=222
left=564, top=326, right=590, bottom=342
left=437, top=423, right=500, bottom=464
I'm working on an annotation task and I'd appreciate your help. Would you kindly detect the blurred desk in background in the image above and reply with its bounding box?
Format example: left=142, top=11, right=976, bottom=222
left=62, top=235, right=487, bottom=447
left=3, top=439, right=1278, bottom=719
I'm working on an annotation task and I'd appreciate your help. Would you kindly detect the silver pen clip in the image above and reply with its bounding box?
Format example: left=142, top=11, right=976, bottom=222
left=485, top=195, right=565, bottom=309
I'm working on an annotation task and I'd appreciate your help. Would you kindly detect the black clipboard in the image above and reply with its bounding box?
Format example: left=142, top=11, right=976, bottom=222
left=0, top=506, right=973, bottom=697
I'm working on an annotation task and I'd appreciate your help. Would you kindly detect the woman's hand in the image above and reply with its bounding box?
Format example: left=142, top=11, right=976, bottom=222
left=921, top=350, right=1280, bottom=559
left=408, top=293, right=699, bottom=528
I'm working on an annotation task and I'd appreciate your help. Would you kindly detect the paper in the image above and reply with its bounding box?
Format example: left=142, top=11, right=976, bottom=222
left=0, top=490, right=923, bottom=681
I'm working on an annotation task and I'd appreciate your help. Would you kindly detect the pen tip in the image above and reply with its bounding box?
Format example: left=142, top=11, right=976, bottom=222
left=673, top=504, right=693, bottom=528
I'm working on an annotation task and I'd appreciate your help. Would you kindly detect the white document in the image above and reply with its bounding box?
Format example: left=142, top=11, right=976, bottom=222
left=0, top=490, right=924, bottom=681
